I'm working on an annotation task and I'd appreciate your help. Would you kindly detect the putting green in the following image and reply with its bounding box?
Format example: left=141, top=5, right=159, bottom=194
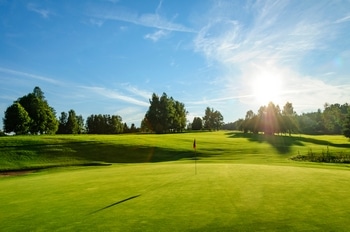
left=1, top=162, right=350, bottom=231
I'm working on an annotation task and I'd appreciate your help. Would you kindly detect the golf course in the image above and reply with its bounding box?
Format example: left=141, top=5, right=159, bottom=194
left=1, top=131, right=350, bottom=231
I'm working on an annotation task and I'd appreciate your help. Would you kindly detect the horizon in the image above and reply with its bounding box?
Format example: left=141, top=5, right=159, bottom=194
left=1, top=0, right=350, bottom=128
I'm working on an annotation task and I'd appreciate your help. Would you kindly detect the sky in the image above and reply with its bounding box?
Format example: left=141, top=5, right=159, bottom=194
left=1, top=0, right=350, bottom=129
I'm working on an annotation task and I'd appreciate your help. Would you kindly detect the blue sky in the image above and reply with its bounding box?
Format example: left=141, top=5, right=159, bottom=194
left=1, top=0, right=350, bottom=128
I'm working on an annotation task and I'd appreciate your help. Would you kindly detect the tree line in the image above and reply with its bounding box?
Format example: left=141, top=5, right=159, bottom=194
left=3, top=87, right=350, bottom=138
left=2, top=87, right=224, bottom=135
left=223, top=101, right=350, bottom=138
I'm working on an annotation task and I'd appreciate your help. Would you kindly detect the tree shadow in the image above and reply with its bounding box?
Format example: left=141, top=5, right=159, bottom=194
left=296, top=137, right=350, bottom=148
left=0, top=140, right=196, bottom=168
left=226, top=132, right=304, bottom=154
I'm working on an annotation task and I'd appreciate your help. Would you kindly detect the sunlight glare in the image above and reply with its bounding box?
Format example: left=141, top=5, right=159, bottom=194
left=252, top=70, right=283, bottom=105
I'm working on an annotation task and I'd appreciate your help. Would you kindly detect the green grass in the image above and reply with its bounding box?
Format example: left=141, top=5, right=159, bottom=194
left=1, top=131, right=350, bottom=231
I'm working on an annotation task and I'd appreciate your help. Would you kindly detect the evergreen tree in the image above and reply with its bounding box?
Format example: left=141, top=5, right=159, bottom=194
left=192, top=117, right=203, bottom=130
left=343, top=113, right=350, bottom=139
left=66, top=109, right=79, bottom=134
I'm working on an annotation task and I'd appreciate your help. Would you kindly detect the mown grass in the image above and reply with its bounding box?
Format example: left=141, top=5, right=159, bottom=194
left=1, top=163, right=350, bottom=231
left=2, top=131, right=350, bottom=170
left=1, top=131, right=350, bottom=231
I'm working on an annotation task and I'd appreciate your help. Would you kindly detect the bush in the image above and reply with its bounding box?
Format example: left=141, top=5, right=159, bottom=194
left=291, top=147, right=350, bottom=164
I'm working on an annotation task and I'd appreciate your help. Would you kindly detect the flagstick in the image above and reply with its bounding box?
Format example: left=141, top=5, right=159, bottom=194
left=195, top=147, right=197, bottom=175
left=193, top=138, right=197, bottom=175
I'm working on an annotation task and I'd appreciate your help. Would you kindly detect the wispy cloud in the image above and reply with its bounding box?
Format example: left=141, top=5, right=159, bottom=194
left=27, top=3, right=52, bottom=18
left=0, top=67, right=60, bottom=84
left=89, top=4, right=195, bottom=33
left=144, top=30, right=169, bottom=42
left=89, top=18, right=104, bottom=27
left=193, top=0, right=349, bottom=113
left=122, top=84, right=152, bottom=100
left=81, top=86, right=149, bottom=107
left=335, top=14, right=350, bottom=24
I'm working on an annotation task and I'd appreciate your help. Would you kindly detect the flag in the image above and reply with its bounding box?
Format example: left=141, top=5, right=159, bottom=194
left=193, top=139, right=196, bottom=149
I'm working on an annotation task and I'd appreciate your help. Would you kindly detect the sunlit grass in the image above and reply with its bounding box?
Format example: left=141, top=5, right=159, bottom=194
left=1, top=163, right=350, bottom=231
left=1, top=131, right=350, bottom=230
left=1, top=131, right=350, bottom=170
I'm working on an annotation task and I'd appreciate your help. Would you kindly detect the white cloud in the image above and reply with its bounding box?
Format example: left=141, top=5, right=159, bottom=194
left=122, top=84, right=152, bottom=100
left=89, top=4, right=195, bottom=33
left=144, top=30, right=169, bottom=42
left=115, top=106, right=146, bottom=125
left=81, top=86, right=149, bottom=107
left=335, top=14, right=350, bottom=24
left=0, top=67, right=60, bottom=84
left=193, top=1, right=350, bottom=113
left=27, top=3, right=52, bottom=18
left=89, top=18, right=104, bottom=27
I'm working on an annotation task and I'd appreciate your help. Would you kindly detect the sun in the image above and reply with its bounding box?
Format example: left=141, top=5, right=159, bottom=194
left=252, top=72, right=283, bottom=105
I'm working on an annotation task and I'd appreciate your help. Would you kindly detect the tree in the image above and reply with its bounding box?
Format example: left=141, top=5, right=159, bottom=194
left=66, top=110, right=79, bottom=134
left=130, top=123, right=137, bottom=133
left=242, top=110, right=257, bottom=133
left=261, top=102, right=281, bottom=135
left=16, top=87, right=58, bottom=134
left=192, top=117, right=203, bottom=130
left=86, top=114, right=123, bottom=134
left=123, top=123, right=130, bottom=133
left=144, top=93, right=187, bottom=133
left=323, top=103, right=346, bottom=134
left=3, top=102, right=31, bottom=135
left=343, top=112, right=350, bottom=139
left=203, top=107, right=224, bottom=131
left=57, top=110, right=84, bottom=134
left=76, top=115, right=85, bottom=134
left=57, top=112, right=68, bottom=134
left=281, top=102, right=298, bottom=135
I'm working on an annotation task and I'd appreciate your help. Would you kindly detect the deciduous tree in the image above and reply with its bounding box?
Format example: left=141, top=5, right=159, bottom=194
left=3, top=102, right=31, bottom=135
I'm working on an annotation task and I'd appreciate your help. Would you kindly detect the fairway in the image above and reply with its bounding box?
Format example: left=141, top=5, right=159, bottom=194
left=1, top=132, right=350, bottom=231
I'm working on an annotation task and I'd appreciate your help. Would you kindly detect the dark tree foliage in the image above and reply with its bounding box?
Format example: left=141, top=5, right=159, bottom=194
left=57, top=110, right=84, bottom=134
left=343, top=113, right=350, bottom=139
left=192, top=117, right=203, bottom=130
left=3, top=102, right=31, bottom=135
left=143, top=93, right=187, bottom=133
left=86, top=114, right=123, bottom=134
left=241, top=102, right=298, bottom=135
left=222, top=119, right=244, bottom=130
left=130, top=123, right=137, bottom=133
left=297, top=110, right=324, bottom=135
left=3, top=87, right=58, bottom=134
left=281, top=102, right=298, bottom=136
left=57, top=112, right=68, bottom=134
left=203, top=107, right=224, bottom=131
left=240, top=101, right=350, bottom=136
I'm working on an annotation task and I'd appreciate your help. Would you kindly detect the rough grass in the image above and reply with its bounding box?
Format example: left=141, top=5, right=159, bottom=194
left=1, top=131, right=350, bottom=231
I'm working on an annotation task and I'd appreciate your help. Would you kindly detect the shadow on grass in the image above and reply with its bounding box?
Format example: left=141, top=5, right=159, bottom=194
left=90, top=194, right=141, bottom=215
left=0, top=140, right=195, bottom=170
left=226, top=132, right=350, bottom=154
left=227, top=132, right=304, bottom=154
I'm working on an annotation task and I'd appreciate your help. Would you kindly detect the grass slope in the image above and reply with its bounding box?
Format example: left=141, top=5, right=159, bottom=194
left=1, top=131, right=350, bottom=231
left=1, top=163, right=350, bottom=231
left=1, top=131, right=349, bottom=170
